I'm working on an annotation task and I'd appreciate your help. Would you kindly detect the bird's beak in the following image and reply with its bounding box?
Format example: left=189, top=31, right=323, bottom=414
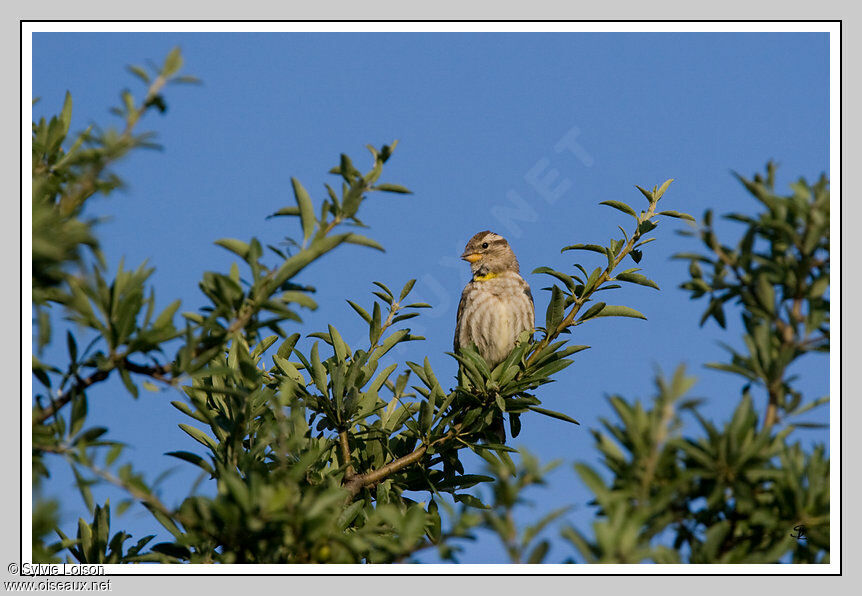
left=461, top=253, right=482, bottom=263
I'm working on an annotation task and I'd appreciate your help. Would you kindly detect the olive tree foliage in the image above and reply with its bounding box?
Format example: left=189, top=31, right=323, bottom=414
left=559, top=166, right=830, bottom=563
left=31, top=49, right=692, bottom=564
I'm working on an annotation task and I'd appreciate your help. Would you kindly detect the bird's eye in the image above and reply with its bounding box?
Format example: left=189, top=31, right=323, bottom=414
left=481, top=242, right=489, bottom=249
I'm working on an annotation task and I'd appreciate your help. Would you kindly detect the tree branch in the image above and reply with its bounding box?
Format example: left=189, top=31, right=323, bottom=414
left=343, top=429, right=458, bottom=500
left=34, top=369, right=110, bottom=425
left=338, top=430, right=355, bottom=480
left=34, top=358, right=174, bottom=425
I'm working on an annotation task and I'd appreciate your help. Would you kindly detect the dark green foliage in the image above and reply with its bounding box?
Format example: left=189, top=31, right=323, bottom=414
left=674, top=162, right=829, bottom=428
left=565, top=165, right=830, bottom=564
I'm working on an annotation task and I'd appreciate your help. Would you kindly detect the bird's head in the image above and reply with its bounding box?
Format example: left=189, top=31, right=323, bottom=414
left=461, top=231, right=520, bottom=278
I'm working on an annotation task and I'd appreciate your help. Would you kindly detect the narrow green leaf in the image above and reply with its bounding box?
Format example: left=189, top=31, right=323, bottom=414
left=347, top=300, right=372, bottom=324
left=372, top=183, right=413, bottom=194
left=454, top=494, right=489, bottom=509
left=657, top=210, right=694, bottom=222
left=369, top=301, right=382, bottom=345
left=344, top=234, right=384, bottom=251
left=127, top=65, right=150, bottom=84
left=604, top=246, right=615, bottom=272
left=527, top=406, right=581, bottom=425
left=577, top=301, right=606, bottom=323
left=291, top=177, right=316, bottom=243
left=399, top=279, right=417, bottom=301
left=165, top=451, right=213, bottom=475
left=593, top=304, right=647, bottom=320
left=635, top=185, right=654, bottom=203
left=655, top=179, right=674, bottom=200
left=268, top=206, right=301, bottom=218
left=615, top=272, right=660, bottom=290
left=162, top=47, right=183, bottom=77
left=545, top=286, right=565, bottom=331
left=60, top=91, right=73, bottom=134
left=214, top=238, right=250, bottom=260
left=329, top=325, right=350, bottom=362
left=561, top=243, right=606, bottom=254
left=372, top=281, right=394, bottom=299
left=528, top=540, right=550, bottom=564
left=178, top=424, right=217, bottom=451
left=599, top=200, right=637, bottom=218
left=309, top=342, right=328, bottom=395
left=532, top=267, right=576, bottom=292
left=584, top=267, right=602, bottom=294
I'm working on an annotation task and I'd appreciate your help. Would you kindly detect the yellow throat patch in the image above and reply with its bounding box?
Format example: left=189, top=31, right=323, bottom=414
left=473, top=272, right=499, bottom=282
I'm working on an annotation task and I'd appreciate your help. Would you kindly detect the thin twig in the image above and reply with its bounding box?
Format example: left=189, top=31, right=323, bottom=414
left=35, top=358, right=175, bottom=425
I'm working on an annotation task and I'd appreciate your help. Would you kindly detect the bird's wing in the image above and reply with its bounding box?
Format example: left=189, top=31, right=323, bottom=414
left=454, top=283, right=470, bottom=351
left=523, top=279, right=535, bottom=323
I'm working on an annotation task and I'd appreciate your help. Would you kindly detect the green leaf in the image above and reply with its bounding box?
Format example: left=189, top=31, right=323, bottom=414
left=576, top=301, right=606, bottom=323
left=142, top=503, right=185, bottom=541
left=162, top=47, right=183, bottom=77
left=119, top=368, right=138, bottom=398
left=291, top=177, right=316, bottom=243
left=593, top=304, right=647, bottom=320
left=655, top=178, right=674, bottom=200
left=584, top=267, right=602, bottom=294
left=754, top=274, right=775, bottom=313
left=77, top=518, right=94, bottom=559
left=127, top=65, right=150, bottom=84
left=347, top=300, right=372, bottom=324
left=657, top=210, right=695, bottom=222
left=214, top=238, right=250, bottom=260
left=638, top=219, right=657, bottom=235
left=276, top=333, right=301, bottom=359
left=419, top=400, right=432, bottom=434
left=369, top=301, right=382, bottom=345
left=545, top=286, right=565, bottom=331
left=561, top=243, right=606, bottom=254
left=165, top=451, right=213, bottom=475
left=309, top=342, right=328, bottom=395
left=70, top=394, right=87, bottom=437
left=71, top=466, right=94, bottom=513
left=60, top=91, right=73, bottom=134
left=329, top=325, right=350, bottom=362
left=171, top=75, right=202, bottom=85
left=454, top=494, right=489, bottom=509
left=615, top=272, right=660, bottom=290
left=268, top=206, right=301, bottom=217
left=178, top=424, right=217, bottom=452
left=344, top=234, right=384, bottom=251
left=65, top=330, right=78, bottom=363
left=272, top=355, right=305, bottom=384
left=399, top=279, right=417, bottom=301
left=635, top=185, right=654, bottom=203
left=373, top=281, right=393, bottom=299
left=528, top=406, right=579, bottom=425
left=527, top=540, right=550, bottom=564
left=599, top=200, right=637, bottom=218
left=436, top=474, right=495, bottom=491
left=153, top=299, right=181, bottom=329
left=532, top=267, right=576, bottom=292
left=574, top=463, right=608, bottom=499
left=604, top=246, right=615, bottom=272
left=373, top=183, right=413, bottom=194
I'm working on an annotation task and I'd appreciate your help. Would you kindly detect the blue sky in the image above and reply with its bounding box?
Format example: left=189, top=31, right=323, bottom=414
left=32, top=31, right=830, bottom=564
